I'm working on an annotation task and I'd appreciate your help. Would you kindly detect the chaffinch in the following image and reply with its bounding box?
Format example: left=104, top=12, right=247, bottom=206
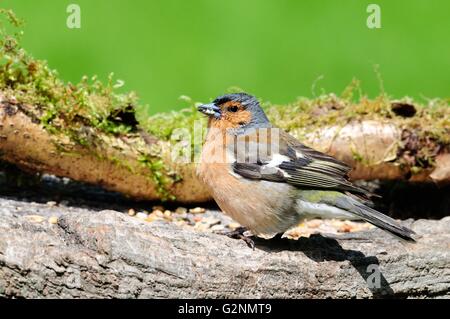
left=197, top=93, right=415, bottom=245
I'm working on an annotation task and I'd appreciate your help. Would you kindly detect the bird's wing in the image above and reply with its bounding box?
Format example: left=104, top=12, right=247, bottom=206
left=231, top=129, right=369, bottom=196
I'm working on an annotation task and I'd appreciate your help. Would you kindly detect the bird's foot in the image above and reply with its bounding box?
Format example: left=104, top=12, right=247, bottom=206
left=219, top=227, right=255, bottom=250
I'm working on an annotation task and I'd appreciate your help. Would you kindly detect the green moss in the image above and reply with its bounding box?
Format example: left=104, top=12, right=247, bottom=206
left=0, top=10, right=138, bottom=136
left=138, top=154, right=176, bottom=201
left=139, top=96, right=206, bottom=146
left=0, top=10, right=176, bottom=199
left=138, top=87, right=246, bottom=145
left=264, top=81, right=450, bottom=172
left=351, top=148, right=364, bottom=163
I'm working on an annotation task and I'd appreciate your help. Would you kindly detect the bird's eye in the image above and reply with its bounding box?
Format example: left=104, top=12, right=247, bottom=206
left=228, top=105, right=239, bottom=112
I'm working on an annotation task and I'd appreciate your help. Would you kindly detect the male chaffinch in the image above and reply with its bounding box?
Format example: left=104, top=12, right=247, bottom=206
left=197, top=93, right=415, bottom=246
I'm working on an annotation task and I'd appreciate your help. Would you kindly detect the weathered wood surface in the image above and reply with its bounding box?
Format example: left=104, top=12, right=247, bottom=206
left=0, top=197, right=448, bottom=299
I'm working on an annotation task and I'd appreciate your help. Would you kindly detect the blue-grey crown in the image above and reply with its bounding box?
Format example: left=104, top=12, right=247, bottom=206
left=214, top=93, right=271, bottom=131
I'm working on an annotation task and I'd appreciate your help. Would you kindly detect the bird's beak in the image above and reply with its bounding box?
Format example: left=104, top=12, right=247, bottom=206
left=198, top=103, right=221, bottom=119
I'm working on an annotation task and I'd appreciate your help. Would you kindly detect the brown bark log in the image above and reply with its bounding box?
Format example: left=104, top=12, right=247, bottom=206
left=0, top=94, right=210, bottom=203
left=302, top=120, right=449, bottom=182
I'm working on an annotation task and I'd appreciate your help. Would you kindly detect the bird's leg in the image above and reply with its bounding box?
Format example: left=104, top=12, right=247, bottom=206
left=218, top=227, right=255, bottom=250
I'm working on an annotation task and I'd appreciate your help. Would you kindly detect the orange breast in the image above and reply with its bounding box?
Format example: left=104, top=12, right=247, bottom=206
left=197, top=129, right=299, bottom=236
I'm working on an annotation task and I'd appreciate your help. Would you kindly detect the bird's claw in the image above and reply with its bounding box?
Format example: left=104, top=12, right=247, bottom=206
left=218, top=227, right=255, bottom=250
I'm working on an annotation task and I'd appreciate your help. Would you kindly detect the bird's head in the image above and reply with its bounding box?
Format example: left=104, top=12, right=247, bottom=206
left=198, top=93, right=271, bottom=131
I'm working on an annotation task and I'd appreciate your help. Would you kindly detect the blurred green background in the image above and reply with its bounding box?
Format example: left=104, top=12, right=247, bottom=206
left=2, top=0, right=449, bottom=113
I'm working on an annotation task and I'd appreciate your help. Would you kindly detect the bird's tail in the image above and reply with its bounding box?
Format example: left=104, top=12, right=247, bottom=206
left=333, top=195, right=416, bottom=241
